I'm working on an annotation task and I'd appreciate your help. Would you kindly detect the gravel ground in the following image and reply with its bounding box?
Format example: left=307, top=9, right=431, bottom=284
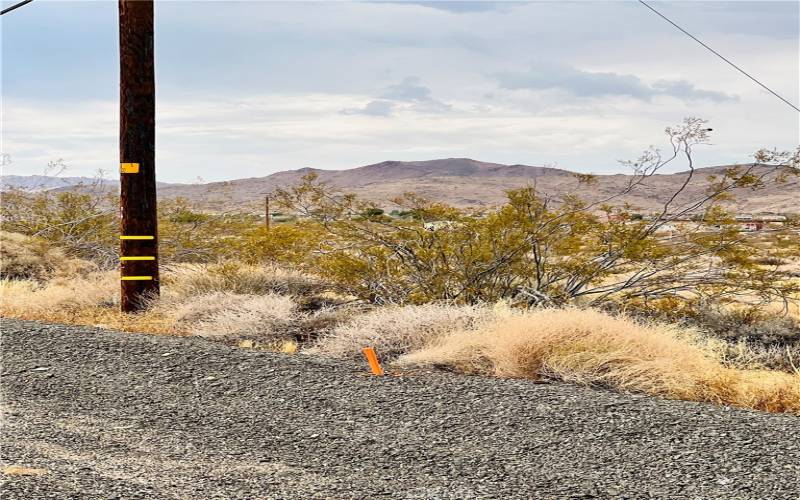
left=1, top=318, right=799, bottom=499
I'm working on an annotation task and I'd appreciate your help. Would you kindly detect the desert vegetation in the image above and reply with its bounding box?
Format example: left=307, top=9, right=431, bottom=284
left=2, top=120, right=799, bottom=413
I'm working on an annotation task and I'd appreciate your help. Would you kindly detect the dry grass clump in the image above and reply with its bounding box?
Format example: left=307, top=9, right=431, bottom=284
left=311, top=303, right=507, bottom=360
left=0, top=260, right=329, bottom=338
left=398, top=308, right=800, bottom=414
left=0, top=232, right=96, bottom=281
left=692, top=307, right=800, bottom=344
left=684, top=306, right=800, bottom=373
left=3, top=235, right=797, bottom=414
left=144, top=263, right=343, bottom=344
left=1, top=272, right=117, bottom=314
left=162, top=262, right=324, bottom=299
left=161, top=291, right=298, bottom=341
left=0, top=272, right=175, bottom=333
left=719, top=341, right=800, bottom=373
left=1, top=465, right=47, bottom=476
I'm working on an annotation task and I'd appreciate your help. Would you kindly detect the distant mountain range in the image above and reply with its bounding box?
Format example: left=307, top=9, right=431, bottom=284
left=0, top=175, right=178, bottom=192
left=3, top=158, right=797, bottom=213
left=0, top=175, right=112, bottom=192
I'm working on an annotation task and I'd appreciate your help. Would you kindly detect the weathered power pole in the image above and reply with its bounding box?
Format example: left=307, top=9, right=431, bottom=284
left=119, top=0, right=159, bottom=312
left=265, top=195, right=271, bottom=231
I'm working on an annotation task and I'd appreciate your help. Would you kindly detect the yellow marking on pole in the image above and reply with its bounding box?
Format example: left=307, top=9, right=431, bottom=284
left=120, top=235, right=154, bottom=240
left=120, top=256, right=155, bottom=261
left=121, top=276, right=153, bottom=281
left=120, top=162, right=140, bottom=173
left=361, top=347, right=384, bottom=376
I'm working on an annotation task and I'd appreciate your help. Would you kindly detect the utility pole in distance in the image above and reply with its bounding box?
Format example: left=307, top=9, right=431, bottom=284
left=119, top=0, right=158, bottom=312
left=265, top=195, right=271, bottom=231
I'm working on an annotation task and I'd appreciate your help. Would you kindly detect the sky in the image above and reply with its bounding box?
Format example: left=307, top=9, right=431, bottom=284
left=1, top=0, right=798, bottom=183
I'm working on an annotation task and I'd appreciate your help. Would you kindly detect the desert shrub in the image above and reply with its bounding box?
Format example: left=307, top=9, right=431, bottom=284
left=165, top=291, right=298, bottom=341
left=397, top=308, right=800, bottom=414
left=157, top=199, right=264, bottom=263
left=0, top=271, right=117, bottom=314
left=161, top=262, right=325, bottom=299
left=152, top=289, right=351, bottom=345
left=688, top=307, right=800, bottom=344
left=311, top=303, right=507, bottom=360
left=147, top=262, right=336, bottom=341
left=665, top=306, right=800, bottom=372
left=163, top=291, right=262, bottom=325
left=4, top=127, right=796, bottom=325
left=0, top=232, right=96, bottom=281
left=719, top=340, right=800, bottom=373
left=293, top=306, right=353, bottom=341
left=1, top=191, right=118, bottom=267
left=755, top=256, right=787, bottom=266
left=399, top=308, right=715, bottom=391
left=236, top=222, right=326, bottom=266
left=274, top=133, right=800, bottom=314
left=0, top=192, right=270, bottom=267
left=0, top=269, right=181, bottom=333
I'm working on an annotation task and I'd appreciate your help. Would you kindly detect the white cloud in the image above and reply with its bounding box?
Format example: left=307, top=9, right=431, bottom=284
left=2, top=1, right=797, bottom=182
left=4, top=88, right=795, bottom=184
left=341, top=100, right=396, bottom=117
left=341, top=76, right=452, bottom=116
left=496, top=61, right=736, bottom=102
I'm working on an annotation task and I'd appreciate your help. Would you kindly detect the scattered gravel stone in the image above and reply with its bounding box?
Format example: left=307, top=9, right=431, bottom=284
left=1, top=318, right=799, bottom=499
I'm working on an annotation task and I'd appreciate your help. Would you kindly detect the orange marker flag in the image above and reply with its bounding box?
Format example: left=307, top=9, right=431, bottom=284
left=361, top=347, right=384, bottom=376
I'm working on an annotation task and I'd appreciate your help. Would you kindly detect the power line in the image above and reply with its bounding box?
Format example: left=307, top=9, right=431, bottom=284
left=1, top=0, right=33, bottom=16
left=638, top=0, right=800, bottom=113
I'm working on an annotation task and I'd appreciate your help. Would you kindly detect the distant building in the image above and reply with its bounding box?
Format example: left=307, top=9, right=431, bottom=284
left=424, top=221, right=457, bottom=231
left=738, top=222, right=764, bottom=232
left=654, top=224, right=677, bottom=235
left=754, top=214, right=787, bottom=222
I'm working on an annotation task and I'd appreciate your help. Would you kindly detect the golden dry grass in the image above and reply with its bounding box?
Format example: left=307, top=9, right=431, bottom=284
left=1, top=465, right=48, bottom=476
left=0, top=272, right=176, bottom=334
left=0, top=263, right=313, bottom=341
left=162, top=262, right=323, bottom=297
left=398, top=308, right=800, bottom=414
left=790, top=296, right=800, bottom=322
left=311, top=303, right=505, bottom=359
left=155, top=291, right=298, bottom=339
left=2, top=233, right=797, bottom=415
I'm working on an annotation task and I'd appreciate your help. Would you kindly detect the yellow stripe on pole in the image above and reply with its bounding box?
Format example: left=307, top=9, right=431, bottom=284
left=120, top=235, right=154, bottom=240
left=121, top=276, right=153, bottom=281
left=120, top=256, right=155, bottom=261
left=120, top=162, right=140, bottom=173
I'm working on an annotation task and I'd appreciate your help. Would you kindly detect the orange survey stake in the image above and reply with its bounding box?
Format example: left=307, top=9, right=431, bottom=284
left=361, top=347, right=384, bottom=376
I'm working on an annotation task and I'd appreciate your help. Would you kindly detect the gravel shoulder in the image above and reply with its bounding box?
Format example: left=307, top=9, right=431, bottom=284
left=1, top=318, right=799, bottom=499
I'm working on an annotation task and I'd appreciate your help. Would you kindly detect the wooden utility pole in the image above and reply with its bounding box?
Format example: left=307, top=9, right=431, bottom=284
left=265, top=195, right=271, bottom=231
left=119, top=0, right=159, bottom=312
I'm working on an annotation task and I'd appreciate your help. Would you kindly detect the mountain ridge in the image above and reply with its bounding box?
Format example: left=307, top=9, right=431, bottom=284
left=3, top=158, right=796, bottom=213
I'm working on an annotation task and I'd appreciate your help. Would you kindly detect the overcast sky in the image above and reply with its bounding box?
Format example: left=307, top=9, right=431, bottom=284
left=2, top=0, right=798, bottom=182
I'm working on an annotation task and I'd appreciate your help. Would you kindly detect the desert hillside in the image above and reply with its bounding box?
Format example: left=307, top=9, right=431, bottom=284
left=151, top=158, right=800, bottom=213
left=4, top=158, right=797, bottom=213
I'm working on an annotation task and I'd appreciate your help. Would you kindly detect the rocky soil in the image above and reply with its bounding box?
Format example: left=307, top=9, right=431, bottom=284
left=1, top=319, right=798, bottom=499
